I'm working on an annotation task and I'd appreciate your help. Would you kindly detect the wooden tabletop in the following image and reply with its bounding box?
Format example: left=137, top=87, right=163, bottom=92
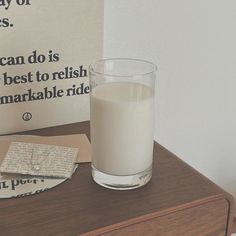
left=0, top=121, right=234, bottom=236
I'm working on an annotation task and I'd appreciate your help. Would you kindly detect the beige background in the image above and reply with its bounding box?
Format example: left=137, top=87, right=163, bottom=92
left=0, top=0, right=103, bottom=134
left=103, top=0, right=236, bottom=210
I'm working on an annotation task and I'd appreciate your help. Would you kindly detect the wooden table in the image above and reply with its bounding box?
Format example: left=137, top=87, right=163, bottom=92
left=0, top=121, right=235, bottom=236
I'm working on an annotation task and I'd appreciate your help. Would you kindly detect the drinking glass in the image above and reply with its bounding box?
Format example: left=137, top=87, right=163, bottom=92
left=89, top=58, right=157, bottom=190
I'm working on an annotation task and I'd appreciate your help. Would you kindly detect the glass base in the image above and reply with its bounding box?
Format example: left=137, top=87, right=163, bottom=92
left=92, top=165, right=152, bottom=190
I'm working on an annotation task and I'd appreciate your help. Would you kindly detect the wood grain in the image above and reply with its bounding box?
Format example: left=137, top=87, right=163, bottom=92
left=0, top=121, right=234, bottom=236
left=233, top=217, right=236, bottom=233
left=100, top=199, right=228, bottom=236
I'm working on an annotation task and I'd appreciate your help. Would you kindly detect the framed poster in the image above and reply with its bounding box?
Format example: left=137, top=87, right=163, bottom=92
left=0, top=0, right=103, bottom=134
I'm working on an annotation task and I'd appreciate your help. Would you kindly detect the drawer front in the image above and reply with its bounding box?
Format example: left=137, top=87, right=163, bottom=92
left=100, top=199, right=229, bottom=236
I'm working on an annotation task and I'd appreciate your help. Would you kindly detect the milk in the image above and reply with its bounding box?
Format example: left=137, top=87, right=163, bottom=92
left=90, top=82, right=154, bottom=176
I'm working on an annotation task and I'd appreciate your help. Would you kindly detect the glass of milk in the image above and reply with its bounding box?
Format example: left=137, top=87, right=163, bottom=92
left=89, top=58, right=157, bottom=190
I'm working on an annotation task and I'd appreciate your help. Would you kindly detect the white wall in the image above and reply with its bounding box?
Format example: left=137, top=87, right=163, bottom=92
left=104, top=0, right=236, bottom=202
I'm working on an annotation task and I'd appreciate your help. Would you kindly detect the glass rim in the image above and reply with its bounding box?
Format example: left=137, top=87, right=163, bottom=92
left=89, top=58, right=157, bottom=78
